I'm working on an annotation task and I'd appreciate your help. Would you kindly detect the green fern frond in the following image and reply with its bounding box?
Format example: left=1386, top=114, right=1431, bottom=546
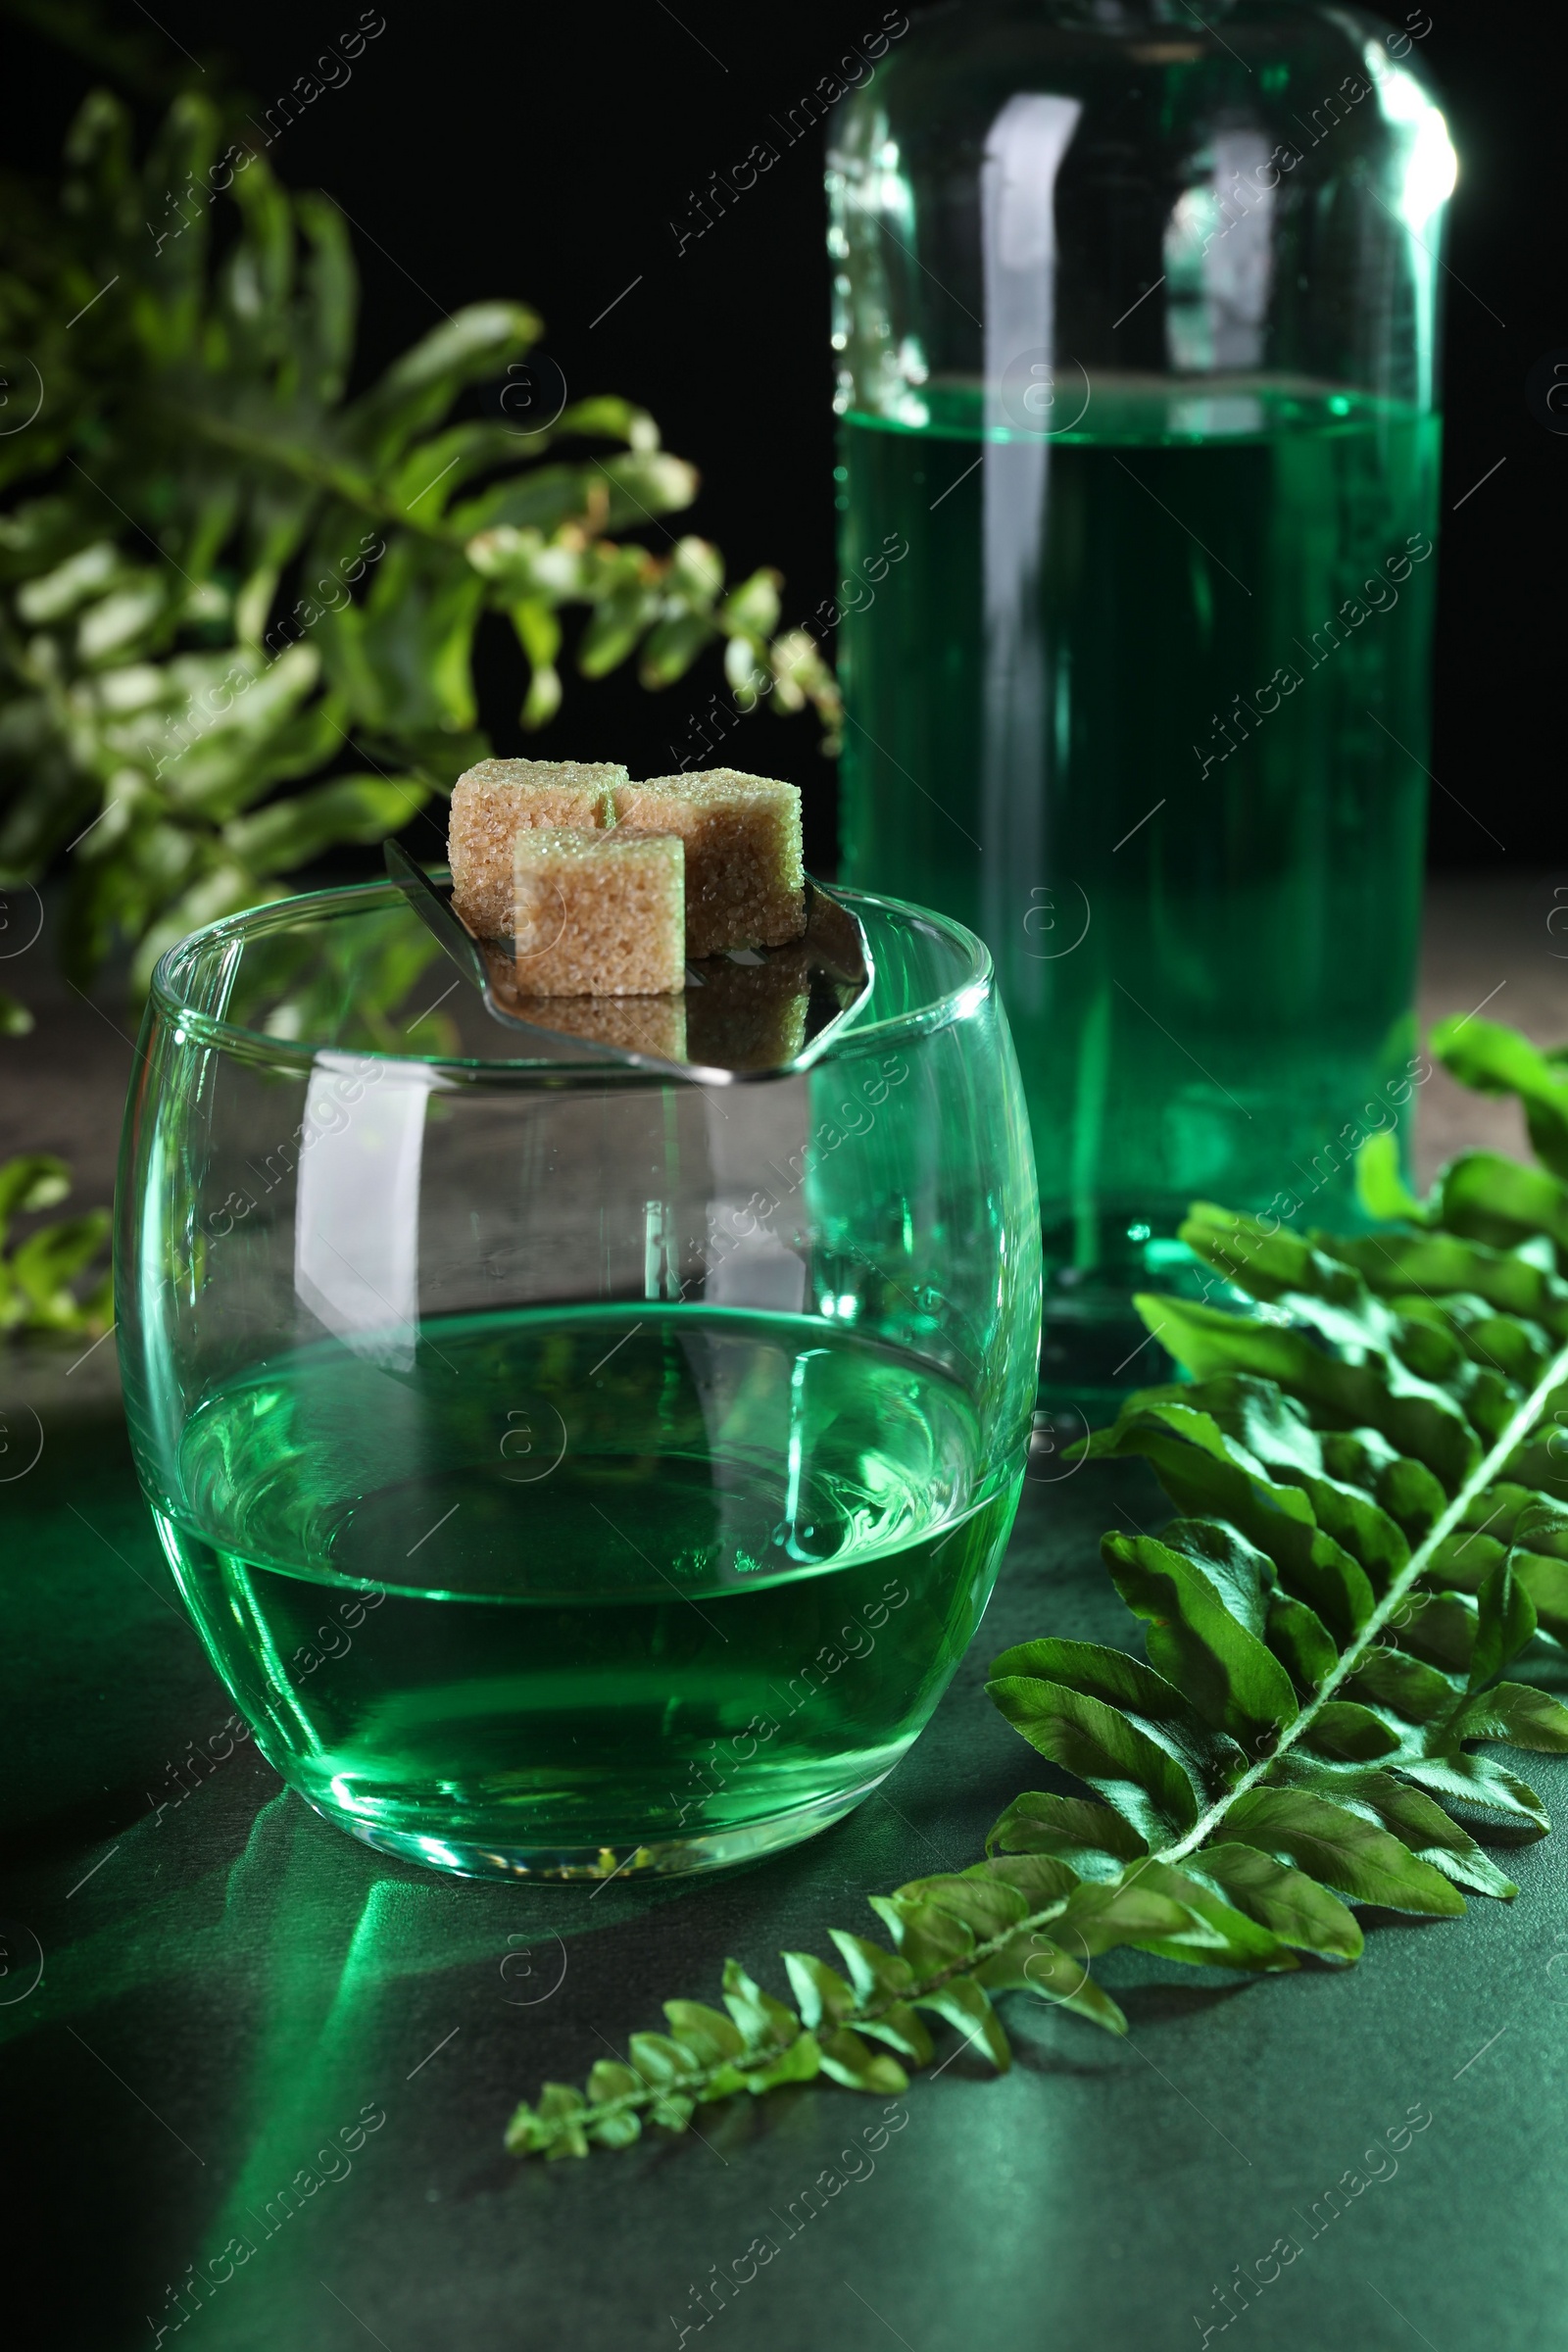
left=0, top=86, right=840, bottom=1007
left=506, top=1018, right=1568, bottom=2157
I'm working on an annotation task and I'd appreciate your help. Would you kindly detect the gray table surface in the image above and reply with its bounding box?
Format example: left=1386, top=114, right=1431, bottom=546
left=3, top=868, right=1567, bottom=2352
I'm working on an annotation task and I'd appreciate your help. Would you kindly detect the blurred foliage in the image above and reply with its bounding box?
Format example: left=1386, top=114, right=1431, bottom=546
left=0, top=1152, right=111, bottom=1335
left=220, top=898, right=458, bottom=1058
left=0, top=86, right=841, bottom=1004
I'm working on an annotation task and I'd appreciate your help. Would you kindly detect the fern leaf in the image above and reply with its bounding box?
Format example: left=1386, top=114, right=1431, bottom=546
left=506, top=1023, right=1568, bottom=2156
left=0, top=85, right=843, bottom=1017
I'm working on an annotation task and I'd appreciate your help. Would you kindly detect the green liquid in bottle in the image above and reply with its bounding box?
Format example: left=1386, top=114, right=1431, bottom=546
left=158, top=1306, right=1016, bottom=1875
left=838, top=382, right=1441, bottom=1388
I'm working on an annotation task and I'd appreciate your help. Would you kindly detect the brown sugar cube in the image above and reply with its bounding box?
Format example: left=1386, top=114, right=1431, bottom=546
left=611, top=771, right=805, bottom=958
left=448, top=758, right=624, bottom=937
left=525, top=996, right=689, bottom=1061
left=513, top=828, right=685, bottom=997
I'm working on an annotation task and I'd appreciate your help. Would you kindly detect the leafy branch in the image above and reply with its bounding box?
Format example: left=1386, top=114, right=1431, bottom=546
left=0, top=84, right=839, bottom=1004
left=0, top=1152, right=111, bottom=1336
left=507, top=1016, right=1568, bottom=2156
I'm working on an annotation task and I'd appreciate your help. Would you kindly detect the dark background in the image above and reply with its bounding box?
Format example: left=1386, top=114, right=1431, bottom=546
left=1, top=0, right=1561, bottom=874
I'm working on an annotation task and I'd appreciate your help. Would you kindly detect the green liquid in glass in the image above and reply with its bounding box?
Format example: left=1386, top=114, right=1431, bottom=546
left=839, top=384, right=1441, bottom=1379
left=158, top=1306, right=1015, bottom=1871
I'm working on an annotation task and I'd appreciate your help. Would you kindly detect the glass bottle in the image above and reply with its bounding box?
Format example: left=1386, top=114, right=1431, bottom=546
left=828, top=0, right=1453, bottom=1398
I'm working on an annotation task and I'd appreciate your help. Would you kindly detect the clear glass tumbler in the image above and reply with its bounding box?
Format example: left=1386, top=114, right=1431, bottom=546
left=115, top=878, right=1041, bottom=1881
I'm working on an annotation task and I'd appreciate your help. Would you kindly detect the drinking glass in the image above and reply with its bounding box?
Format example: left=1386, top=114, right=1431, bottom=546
left=116, top=877, right=1041, bottom=1881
